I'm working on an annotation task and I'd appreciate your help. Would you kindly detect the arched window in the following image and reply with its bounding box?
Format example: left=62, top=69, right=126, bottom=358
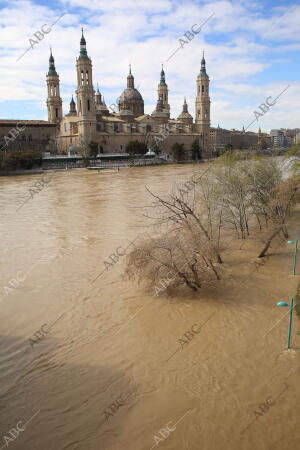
left=81, top=71, right=84, bottom=86
left=86, top=71, right=89, bottom=84
left=87, top=99, right=90, bottom=111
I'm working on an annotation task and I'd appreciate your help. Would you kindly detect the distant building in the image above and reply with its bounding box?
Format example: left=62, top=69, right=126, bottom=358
left=0, top=120, right=57, bottom=153
left=230, top=128, right=258, bottom=150
left=210, top=125, right=231, bottom=152
left=270, top=129, right=288, bottom=148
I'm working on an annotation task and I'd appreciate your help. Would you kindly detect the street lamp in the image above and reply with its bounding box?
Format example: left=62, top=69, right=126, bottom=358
left=276, top=296, right=294, bottom=349
left=287, top=240, right=298, bottom=276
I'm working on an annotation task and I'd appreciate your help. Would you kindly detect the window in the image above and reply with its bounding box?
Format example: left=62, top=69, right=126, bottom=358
left=79, top=100, right=82, bottom=113
left=87, top=100, right=90, bottom=111
left=64, top=123, right=67, bottom=132
left=96, top=124, right=101, bottom=132
left=55, top=108, right=58, bottom=118
left=146, top=125, right=152, bottom=132
left=81, top=71, right=84, bottom=86
left=86, top=71, right=89, bottom=84
left=202, top=85, right=204, bottom=94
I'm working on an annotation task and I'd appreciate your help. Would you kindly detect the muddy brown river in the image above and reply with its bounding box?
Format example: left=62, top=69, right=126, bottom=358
left=0, top=163, right=299, bottom=450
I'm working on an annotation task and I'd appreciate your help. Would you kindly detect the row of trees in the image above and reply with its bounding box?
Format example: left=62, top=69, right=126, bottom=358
left=0, top=150, right=42, bottom=171
left=125, top=158, right=299, bottom=293
left=123, top=139, right=202, bottom=161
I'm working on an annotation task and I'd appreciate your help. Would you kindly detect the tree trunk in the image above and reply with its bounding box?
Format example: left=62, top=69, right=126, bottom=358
left=258, top=228, right=282, bottom=258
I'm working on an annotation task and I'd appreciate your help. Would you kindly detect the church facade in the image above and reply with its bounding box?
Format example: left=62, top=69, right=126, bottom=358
left=47, top=30, right=211, bottom=156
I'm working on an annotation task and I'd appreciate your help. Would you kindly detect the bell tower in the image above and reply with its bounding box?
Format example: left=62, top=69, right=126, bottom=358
left=195, top=51, right=211, bottom=153
left=157, top=64, right=170, bottom=117
left=75, top=29, right=95, bottom=143
left=46, top=49, right=62, bottom=123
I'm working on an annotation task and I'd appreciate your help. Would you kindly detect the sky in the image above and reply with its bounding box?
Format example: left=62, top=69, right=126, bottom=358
left=0, top=0, right=299, bottom=132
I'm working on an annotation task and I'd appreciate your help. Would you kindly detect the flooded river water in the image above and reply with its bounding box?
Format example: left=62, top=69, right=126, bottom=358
left=0, top=163, right=299, bottom=450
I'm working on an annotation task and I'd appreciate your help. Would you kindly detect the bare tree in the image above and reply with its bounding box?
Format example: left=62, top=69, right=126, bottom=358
left=125, top=224, right=221, bottom=293
left=144, top=170, right=224, bottom=263
left=214, top=163, right=251, bottom=239
left=256, top=178, right=298, bottom=257
left=243, top=159, right=282, bottom=228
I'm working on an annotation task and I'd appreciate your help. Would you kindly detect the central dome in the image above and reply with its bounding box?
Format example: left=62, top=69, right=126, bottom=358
left=118, top=66, right=144, bottom=118
left=119, top=88, right=143, bottom=102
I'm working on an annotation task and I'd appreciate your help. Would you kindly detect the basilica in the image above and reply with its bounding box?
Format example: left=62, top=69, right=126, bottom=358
left=46, top=29, right=211, bottom=156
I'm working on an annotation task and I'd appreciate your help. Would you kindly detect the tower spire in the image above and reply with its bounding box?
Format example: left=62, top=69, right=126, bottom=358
left=160, top=64, right=166, bottom=86
left=48, top=48, right=57, bottom=76
left=183, top=97, right=188, bottom=113
left=200, top=51, right=207, bottom=76
left=127, top=65, right=134, bottom=88
left=79, top=28, right=88, bottom=59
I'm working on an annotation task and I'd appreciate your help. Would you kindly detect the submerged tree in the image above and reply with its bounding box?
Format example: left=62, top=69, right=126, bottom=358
left=125, top=225, right=221, bottom=293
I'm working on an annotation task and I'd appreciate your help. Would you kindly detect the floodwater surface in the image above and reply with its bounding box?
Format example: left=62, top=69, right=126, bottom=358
left=0, top=163, right=299, bottom=450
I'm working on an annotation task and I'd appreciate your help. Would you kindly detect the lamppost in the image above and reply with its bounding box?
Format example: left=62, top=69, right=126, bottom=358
left=276, top=296, right=294, bottom=349
left=287, top=240, right=298, bottom=276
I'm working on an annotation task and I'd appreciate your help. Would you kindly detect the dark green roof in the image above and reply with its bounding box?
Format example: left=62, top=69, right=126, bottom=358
left=199, top=54, right=208, bottom=77
left=48, top=51, right=58, bottom=76
left=159, top=66, right=167, bottom=86
left=79, top=29, right=89, bottom=59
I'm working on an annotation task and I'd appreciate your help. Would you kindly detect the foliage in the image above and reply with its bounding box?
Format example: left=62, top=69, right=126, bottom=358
left=125, top=225, right=221, bottom=293
left=88, top=141, right=99, bottom=158
left=224, top=143, right=233, bottom=152
left=170, top=143, right=186, bottom=162
left=126, top=140, right=148, bottom=155
left=0, top=150, right=42, bottom=171
left=216, top=150, right=255, bottom=163
left=82, top=157, right=90, bottom=168
left=191, top=140, right=202, bottom=161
